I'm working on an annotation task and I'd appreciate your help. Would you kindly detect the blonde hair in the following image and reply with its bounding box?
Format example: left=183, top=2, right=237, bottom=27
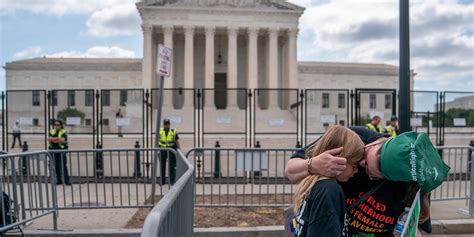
left=293, top=125, right=365, bottom=212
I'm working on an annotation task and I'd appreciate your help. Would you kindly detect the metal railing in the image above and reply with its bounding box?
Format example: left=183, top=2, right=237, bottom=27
left=48, top=148, right=170, bottom=209
left=431, top=146, right=473, bottom=202
left=0, top=148, right=180, bottom=233
left=141, top=150, right=194, bottom=237
left=0, top=151, right=57, bottom=233
left=187, top=148, right=298, bottom=207
left=187, top=147, right=473, bottom=214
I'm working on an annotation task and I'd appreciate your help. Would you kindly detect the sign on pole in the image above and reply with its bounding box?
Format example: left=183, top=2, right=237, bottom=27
left=156, top=44, right=173, bottom=77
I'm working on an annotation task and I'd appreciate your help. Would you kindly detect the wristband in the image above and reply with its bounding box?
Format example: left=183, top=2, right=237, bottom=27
left=307, top=157, right=315, bottom=175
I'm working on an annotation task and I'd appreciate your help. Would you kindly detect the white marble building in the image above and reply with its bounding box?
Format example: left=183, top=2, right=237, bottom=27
left=3, top=0, right=413, bottom=148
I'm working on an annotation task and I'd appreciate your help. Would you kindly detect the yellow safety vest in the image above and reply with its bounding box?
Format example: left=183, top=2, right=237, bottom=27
left=159, top=128, right=177, bottom=148
left=366, top=123, right=383, bottom=134
left=385, top=125, right=397, bottom=137
left=49, top=129, right=68, bottom=149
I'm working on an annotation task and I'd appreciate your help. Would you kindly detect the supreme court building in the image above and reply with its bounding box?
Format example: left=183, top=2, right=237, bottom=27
left=3, top=0, right=410, bottom=149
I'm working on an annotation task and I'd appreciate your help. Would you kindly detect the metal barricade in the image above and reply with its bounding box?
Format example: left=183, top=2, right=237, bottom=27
left=431, top=146, right=473, bottom=202
left=187, top=148, right=297, bottom=207
left=141, top=150, right=194, bottom=237
left=0, top=151, right=57, bottom=233
left=48, top=148, right=172, bottom=209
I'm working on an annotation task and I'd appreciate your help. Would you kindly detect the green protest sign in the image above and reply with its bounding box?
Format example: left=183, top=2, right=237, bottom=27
left=402, top=190, right=421, bottom=237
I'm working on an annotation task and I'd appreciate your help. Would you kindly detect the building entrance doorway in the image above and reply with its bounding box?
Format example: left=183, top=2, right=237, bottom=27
left=214, top=73, right=227, bottom=109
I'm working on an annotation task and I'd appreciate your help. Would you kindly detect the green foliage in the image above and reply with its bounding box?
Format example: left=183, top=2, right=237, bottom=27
left=358, top=114, right=371, bottom=126
left=57, top=108, right=86, bottom=125
left=419, top=108, right=474, bottom=127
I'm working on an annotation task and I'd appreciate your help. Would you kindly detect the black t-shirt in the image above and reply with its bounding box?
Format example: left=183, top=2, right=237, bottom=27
left=291, top=126, right=410, bottom=236
left=294, top=179, right=348, bottom=237
left=340, top=174, right=408, bottom=237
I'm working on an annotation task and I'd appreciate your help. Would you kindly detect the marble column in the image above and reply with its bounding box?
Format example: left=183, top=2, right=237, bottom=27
left=205, top=27, right=216, bottom=107
left=247, top=27, right=259, bottom=90
left=227, top=26, right=238, bottom=107
left=288, top=28, right=298, bottom=90
left=184, top=26, right=195, bottom=106
left=142, top=25, right=153, bottom=89
left=268, top=28, right=279, bottom=107
left=163, top=25, right=174, bottom=90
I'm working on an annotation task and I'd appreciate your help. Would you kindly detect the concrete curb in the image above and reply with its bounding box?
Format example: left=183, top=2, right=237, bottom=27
left=10, top=229, right=141, bottom=237
left=431, top=219, right=474, bottom=234
left=11, top=219, right=474, bottom=236
left=194, top=226, right=284, bottom=237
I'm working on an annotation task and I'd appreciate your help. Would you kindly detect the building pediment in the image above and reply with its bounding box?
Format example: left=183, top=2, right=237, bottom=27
left=140, top=0, right=304, bottom=11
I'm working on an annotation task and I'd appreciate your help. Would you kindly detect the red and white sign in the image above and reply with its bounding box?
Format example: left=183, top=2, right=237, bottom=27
left=156, top=44, right=173, bottom=77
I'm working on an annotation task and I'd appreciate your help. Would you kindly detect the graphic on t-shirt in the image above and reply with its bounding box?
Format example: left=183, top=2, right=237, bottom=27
left=346, top=192, right=396, bottom=234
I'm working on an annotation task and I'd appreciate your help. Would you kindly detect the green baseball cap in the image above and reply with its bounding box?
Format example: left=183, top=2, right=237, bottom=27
left=380, top=131, right=450, bottom=192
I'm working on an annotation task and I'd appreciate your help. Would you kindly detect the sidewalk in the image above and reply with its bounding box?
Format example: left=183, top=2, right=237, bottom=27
left=24, top=195, right=474, bottom=234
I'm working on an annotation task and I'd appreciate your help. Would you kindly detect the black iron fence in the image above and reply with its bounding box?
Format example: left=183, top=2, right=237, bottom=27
left=0, top=88, right=473, bottom=151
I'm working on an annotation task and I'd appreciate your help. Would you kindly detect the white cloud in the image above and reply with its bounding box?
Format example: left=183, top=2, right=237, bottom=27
left=47, top=46, right=136, bottom=58
left=13, top=46, right=42, bottom=59
left=290, top=0, right=474, bottom=91
left=85, top=3, right=141, bottom=37
left=0, top=0, right=138, bottom=16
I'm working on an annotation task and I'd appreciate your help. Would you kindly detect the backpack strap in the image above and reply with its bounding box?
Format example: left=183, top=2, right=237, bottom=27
left=348, top=180, right=386, bottom=210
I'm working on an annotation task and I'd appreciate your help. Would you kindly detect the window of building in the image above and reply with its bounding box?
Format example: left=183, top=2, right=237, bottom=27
left=339, top=120, right=345, bottom=126
left=322, top=93, right=330, bottom=108
left=120, top=90, right=128, bottom=106
left=102, top=90, right=110, bottom=107
left=85, top=90, right=94, bottom=107
left=51, top=91, right=58, bottom=106
left=85, top=118, right=92, bottom=126
left=385, top=94, right=392, bottom=109
left=67, top=91, right=75, bottom=106
left=102, top=119, right=109, bottom=126
left=369, top=94, right=377, bottom=109
left=338, top=93, right=345, bottom=109
left=33, top=118, right=39, bottom=126
left=32, top=91, right=40, bottom=106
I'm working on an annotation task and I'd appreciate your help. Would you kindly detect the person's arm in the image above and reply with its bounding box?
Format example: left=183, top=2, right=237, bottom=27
left=285, top=147, right=347, bottom=183
left=175, top=139, right=181, bottom=149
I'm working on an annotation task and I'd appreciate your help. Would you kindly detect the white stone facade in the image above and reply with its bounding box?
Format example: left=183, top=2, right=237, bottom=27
left=2, top=0, right=421, bottom=149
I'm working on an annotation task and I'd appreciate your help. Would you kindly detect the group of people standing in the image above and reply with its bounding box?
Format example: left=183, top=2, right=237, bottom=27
left=366, top=115, right=399, bottom=137
left=11, top=119, right=71, bottom=185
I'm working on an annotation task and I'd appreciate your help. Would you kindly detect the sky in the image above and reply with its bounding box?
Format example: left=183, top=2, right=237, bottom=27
left=0, top=0, right=473, bottom=100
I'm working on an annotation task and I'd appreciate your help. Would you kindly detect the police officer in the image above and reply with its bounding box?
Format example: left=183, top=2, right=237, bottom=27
left=366, top=115, right=384, bottom=133
left=48, top=120, right=70, bottom=185
left=159, top=119, right=180, bottom=185
left=385, top=115, right=399, bottom=137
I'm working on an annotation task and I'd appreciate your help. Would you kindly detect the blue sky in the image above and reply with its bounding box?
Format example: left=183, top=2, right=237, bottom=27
left=0, top=0, right=473, bottom=102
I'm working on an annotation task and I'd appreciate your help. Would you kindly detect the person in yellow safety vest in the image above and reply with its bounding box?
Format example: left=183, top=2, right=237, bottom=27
left=385, top=115, right=399, bottom=137
left=366, top=115, right=384, bottom=133
left=48, top=120, right=71, bottom=185
left=159, top=119, right=181, bottom=185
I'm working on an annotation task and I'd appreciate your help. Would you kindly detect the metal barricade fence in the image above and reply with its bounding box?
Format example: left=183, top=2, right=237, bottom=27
left=431, top=146, right=473, bottom=202
left=0, top=151, right=57, bottom=233
left=187, top=148, right=298, bottom=207
left=141, top=150, right=194, bottom=237
left=48, top=148, right=175, bottom=209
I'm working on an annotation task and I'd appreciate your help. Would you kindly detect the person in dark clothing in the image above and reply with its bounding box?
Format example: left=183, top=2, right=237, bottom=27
left=286, top=126, right=432, bottom=236
left=294, top=125, right=365, bottom=237
left=159, top=119, right=180, bottom=185
left=11, top=120, right=22, bottom=149
left=48, top=120, right=70, bottom=185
